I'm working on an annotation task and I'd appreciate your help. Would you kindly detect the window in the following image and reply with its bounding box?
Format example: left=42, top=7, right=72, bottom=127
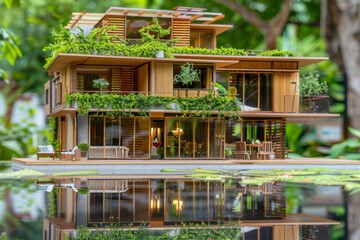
left=190, top=30, right=214, bottom=49
left=229, top=72, right=273, bottom=111
left=173, top=64, right=212, bottom=89
left=77, top=70, right=109, bottom=92
left=126, top=17, right=171, bottom=44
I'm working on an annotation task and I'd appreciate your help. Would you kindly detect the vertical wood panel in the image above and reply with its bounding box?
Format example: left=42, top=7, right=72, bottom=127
left=135, top=64, right=149, bottom=94
left=155, top=63, right=173, bottom=96
left=272, top=72, right=299, bottom=112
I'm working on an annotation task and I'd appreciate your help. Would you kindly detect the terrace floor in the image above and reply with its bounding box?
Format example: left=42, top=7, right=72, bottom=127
left=12, top=157, right=360, bottom=175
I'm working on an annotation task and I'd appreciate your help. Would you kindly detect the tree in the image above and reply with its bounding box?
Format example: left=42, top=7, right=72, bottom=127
left=214, top=0, right=292, bottom=49
left=322, top=0, right=360, bottom=138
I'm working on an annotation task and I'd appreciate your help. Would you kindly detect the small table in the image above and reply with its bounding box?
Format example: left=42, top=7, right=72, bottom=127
left=246, top=143, right=261, bottom=160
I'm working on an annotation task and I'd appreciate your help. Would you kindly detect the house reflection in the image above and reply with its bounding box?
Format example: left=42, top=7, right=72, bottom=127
left=39, top=177, right=337, bottom=239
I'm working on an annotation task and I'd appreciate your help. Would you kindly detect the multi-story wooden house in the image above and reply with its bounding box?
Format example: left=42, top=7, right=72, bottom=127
left=44, top=6, right=337, bottom=161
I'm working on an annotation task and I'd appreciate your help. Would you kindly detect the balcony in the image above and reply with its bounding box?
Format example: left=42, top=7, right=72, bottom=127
left=284, top=95, right=330, bottom=113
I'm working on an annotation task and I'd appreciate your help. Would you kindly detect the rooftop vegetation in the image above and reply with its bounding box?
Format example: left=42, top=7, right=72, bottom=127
left=65, top=92, right=242, bottom=119
left=43, top=22, right=294, bottom=69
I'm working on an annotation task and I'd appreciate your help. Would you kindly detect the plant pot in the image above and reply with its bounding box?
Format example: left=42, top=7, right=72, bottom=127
left=156, top=50, right=164, bottom=58
left=81, top=151, right=88, bottom=159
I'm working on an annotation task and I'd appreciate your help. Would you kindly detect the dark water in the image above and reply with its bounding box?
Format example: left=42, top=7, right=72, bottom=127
left=0, top=164, right=346, bottom=240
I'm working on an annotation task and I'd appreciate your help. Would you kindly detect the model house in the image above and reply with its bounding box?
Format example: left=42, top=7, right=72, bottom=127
left=43, top=6, right=337, bottom=160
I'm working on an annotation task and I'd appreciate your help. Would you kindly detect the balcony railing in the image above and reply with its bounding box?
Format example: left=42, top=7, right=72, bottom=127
left=284, top=95, right=330, bottom=113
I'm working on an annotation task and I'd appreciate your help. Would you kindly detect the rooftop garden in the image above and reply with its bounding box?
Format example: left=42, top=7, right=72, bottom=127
left=43, top=18, right=294, bottom=69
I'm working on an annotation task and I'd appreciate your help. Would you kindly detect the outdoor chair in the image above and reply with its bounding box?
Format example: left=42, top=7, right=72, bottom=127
left=233, top=141, right=251, bottom=160
left=257, top=141, right=275, bottom=160
left=37, top=145, right=57, bottom=160
left=60, top=146, right=81, bottom=161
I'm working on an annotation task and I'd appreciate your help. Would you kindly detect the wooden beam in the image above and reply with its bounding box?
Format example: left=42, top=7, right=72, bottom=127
left=204, top=15, right=224, bottom=24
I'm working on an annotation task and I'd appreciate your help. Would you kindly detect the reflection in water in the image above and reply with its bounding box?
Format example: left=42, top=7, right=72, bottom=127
left=27, top=177, right=339, bottom=239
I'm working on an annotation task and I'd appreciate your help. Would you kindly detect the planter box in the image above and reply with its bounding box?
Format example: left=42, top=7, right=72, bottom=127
left=300, top=95, right=330, bottom=113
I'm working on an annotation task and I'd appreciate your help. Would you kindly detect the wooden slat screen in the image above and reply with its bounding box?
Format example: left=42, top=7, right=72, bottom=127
left=120, top=67, right=134, bottom=92
left=110, top=68, right=122, bottom=92
left=172, top=18, right=190, bottom=47
left=103, top=16, right=126, bottom=42
left=265, top=119, right=285, bottom=159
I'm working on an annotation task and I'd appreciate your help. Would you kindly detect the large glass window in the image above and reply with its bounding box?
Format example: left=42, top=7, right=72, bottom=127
left=89, top=116, right=150, bottom=159
left=165, top=118, right=224, bottom=159
left=229, top=72, right=273, bottom=111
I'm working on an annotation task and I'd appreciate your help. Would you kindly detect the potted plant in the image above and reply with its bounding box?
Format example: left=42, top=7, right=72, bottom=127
left=156, top=146, right=164, bottom=159
left=225, top=147, right=233, bottom=159
left=77, top=186, right=89, bottom=195
left=78, top=143, right=89, bottom=158
left=93, top=78, right=109, bottom=94
left=173, top=63, right=200, bottom=88
left=300, top=71, right=329, bottom=113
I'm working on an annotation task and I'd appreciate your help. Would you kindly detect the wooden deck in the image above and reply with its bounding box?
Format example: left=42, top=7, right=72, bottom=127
left=12, top=157, right=360, bottom=175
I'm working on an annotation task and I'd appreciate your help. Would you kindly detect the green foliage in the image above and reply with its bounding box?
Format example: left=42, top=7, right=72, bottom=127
left=300, top=71, right=328, bottom=96
left=77, top=186, right=89, bottom=194
left=139, top=18, right=171, bottom=43
left=329, top=127, right=360, bottom=160
left=156, top=146, right=164, bottom=156
left=65, top=93, right=241, bottom=119
left=0, top=27, right=22, bottom=66
left=225, top=147, right=232, bottom=156
left=258, top=49, right=294, bottom=57
left=48, top=189, right=57, bottom=218
left=74, top=222, right=241, bottom=240
left=48, top=117, right=60, bottom=152
left=173, top=63, right=200, bottom=87
left=43, top=24, right=295, bottom=69
left=78, top=143, right=89, bottom=152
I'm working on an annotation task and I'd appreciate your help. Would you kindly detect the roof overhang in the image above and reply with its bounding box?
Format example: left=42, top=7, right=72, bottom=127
left=66, top=6, right=225, bottom=29
left=174, top=54, right=329, bottom=68
left=190, top=24, right=233, bottom=35
left=240, top=112, right=340, bottom=124
left=45, top=53, right=239, bottom=72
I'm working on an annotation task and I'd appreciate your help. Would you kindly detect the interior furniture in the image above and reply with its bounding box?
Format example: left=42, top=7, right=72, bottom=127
left=257, top=141, right=275, bottom=160
left=233, top=141, right=251, bottom=160
left=184, top=142, right=197, bottom=157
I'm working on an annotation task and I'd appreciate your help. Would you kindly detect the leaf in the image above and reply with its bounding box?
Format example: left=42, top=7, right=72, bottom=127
left=4, top=0, right=13, bottom=9
left=349, top=127, right=360, bottom=138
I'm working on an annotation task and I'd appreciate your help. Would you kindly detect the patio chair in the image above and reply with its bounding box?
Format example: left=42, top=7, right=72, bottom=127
left=233, top=141, right=251, bottom=160
left=37, top=145, right=56, bottom=160
left=257, top=141, right=275, bottom=160
left=60, top=146, right=81, bottom=161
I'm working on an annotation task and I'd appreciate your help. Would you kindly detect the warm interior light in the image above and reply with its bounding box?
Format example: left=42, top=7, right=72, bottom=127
left=172, top=199, right=183, bottom=211
left=150, top=192, right=160, bottom=212
left=172, top=128, right=183, bottom=137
